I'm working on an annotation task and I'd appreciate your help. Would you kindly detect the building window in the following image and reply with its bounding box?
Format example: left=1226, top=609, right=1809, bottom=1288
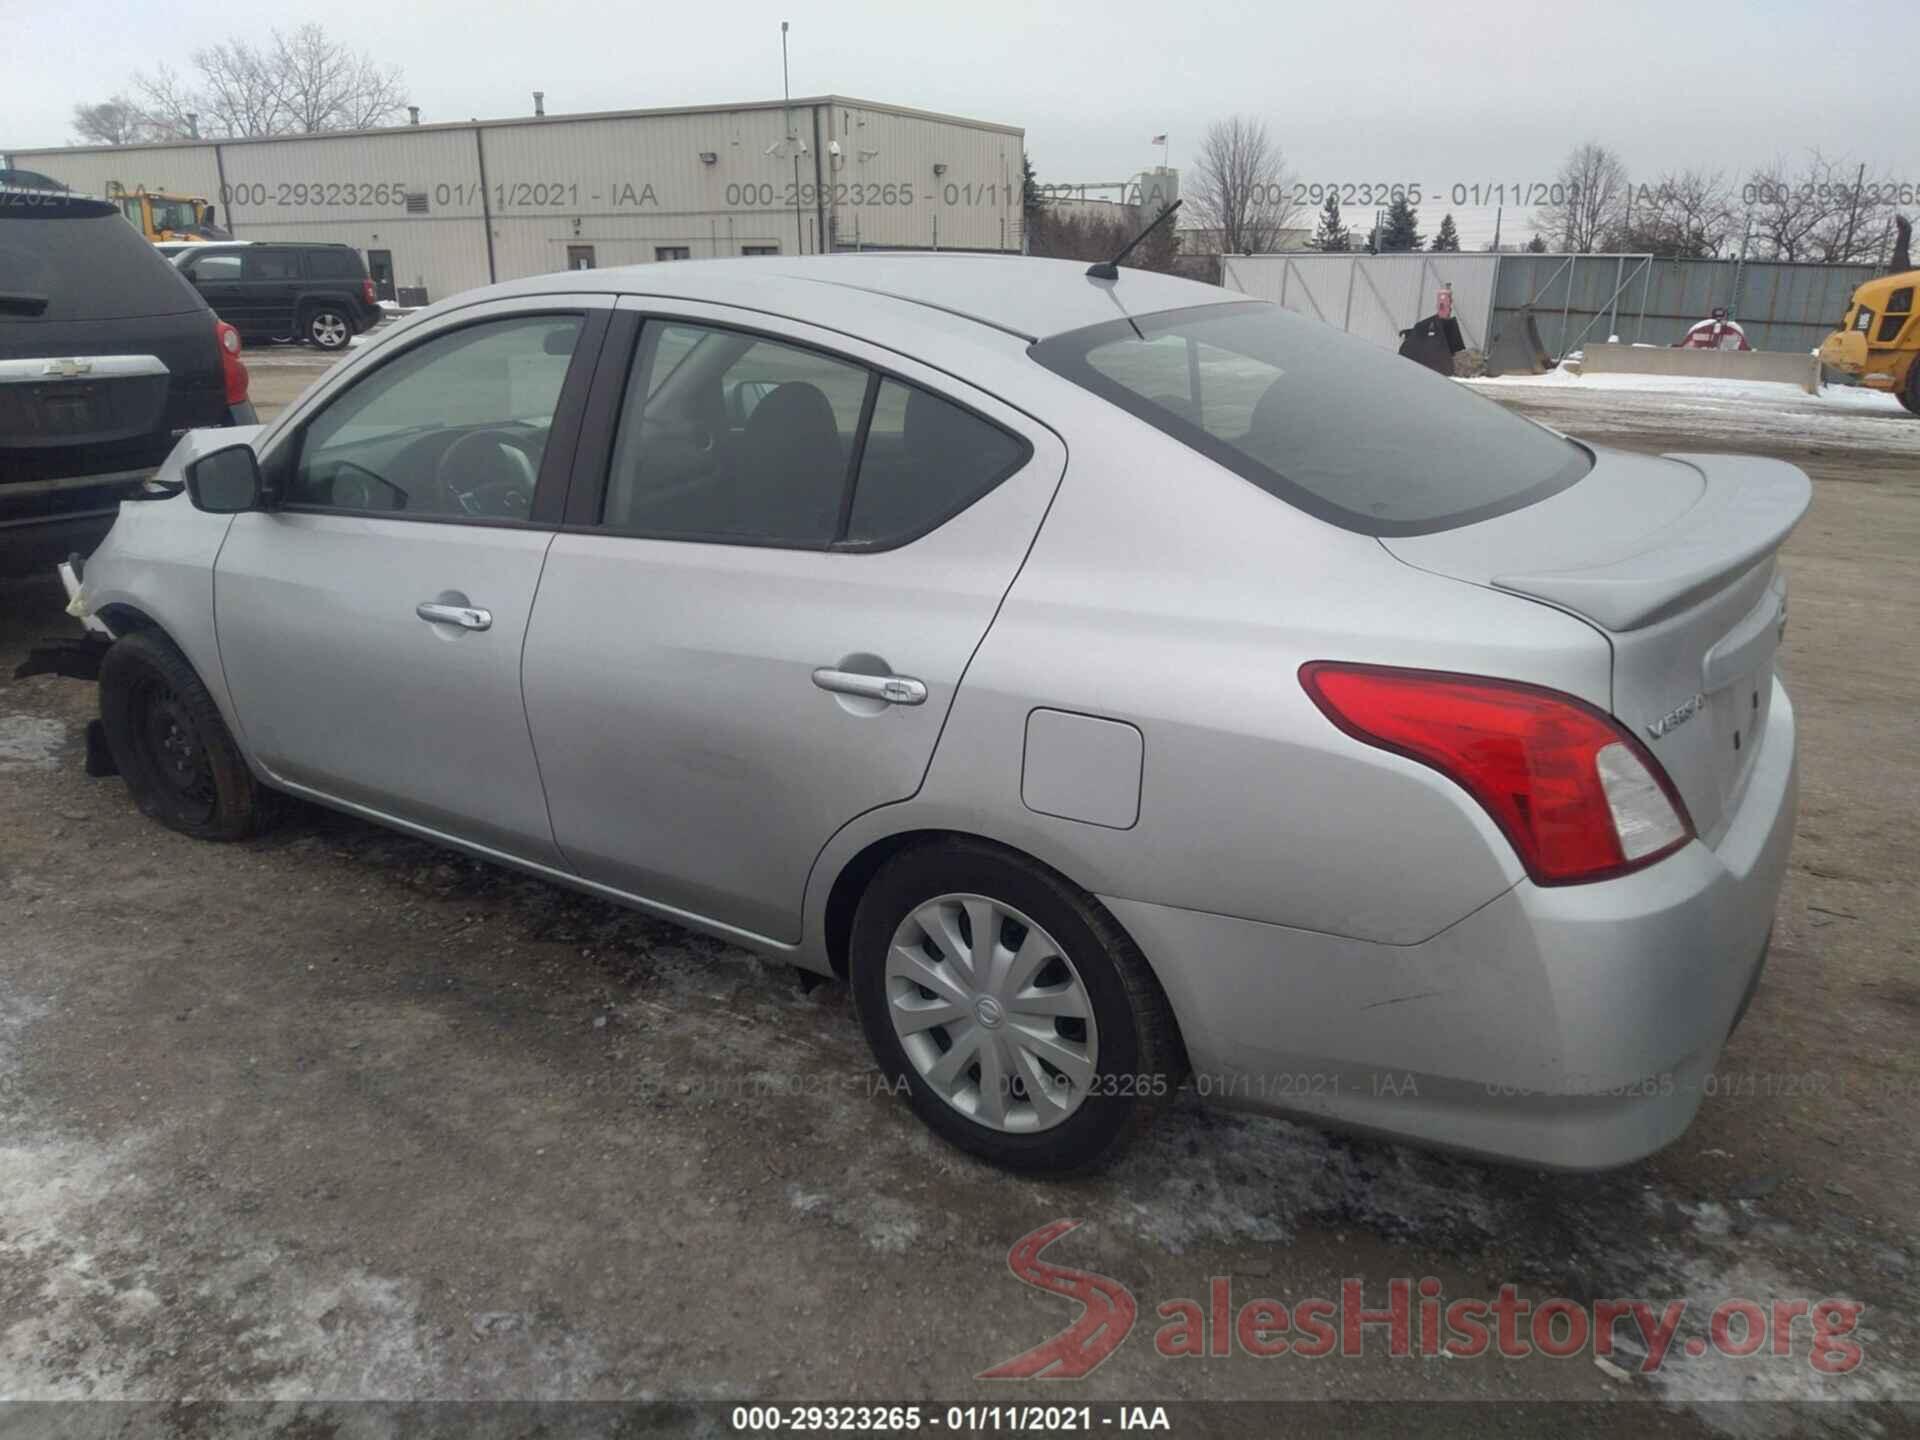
left=655, top=246, right=691, bottom=262
left=567, top=245, right=596, bottom=271
left=741, top=244, right=779, bottom=256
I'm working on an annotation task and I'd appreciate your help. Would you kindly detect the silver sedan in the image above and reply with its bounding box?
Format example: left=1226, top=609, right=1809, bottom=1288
left=53, top=254, right=1803, bottom=1174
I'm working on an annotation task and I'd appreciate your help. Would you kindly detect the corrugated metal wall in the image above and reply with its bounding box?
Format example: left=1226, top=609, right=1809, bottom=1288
left=1222, top=253, right=1501, bottom=350
left=820, top=102, right=1023, bottom=253
left=5, top=97, right=1022, bottom=304
left=1220, top=251, right=1876, bottom=358
left=1491, top=255, right=1874, bottom=356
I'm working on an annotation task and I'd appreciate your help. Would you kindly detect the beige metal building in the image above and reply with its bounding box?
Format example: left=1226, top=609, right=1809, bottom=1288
left=5, top=95, right=1025, bottom=304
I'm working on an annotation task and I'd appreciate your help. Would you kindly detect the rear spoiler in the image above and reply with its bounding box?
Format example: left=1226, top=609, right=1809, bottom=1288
left=1491, top=454, right=1811, bottom=631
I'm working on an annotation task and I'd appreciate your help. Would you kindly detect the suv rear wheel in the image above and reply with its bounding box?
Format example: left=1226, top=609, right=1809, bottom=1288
left=305, top=305, right=353, bottom=351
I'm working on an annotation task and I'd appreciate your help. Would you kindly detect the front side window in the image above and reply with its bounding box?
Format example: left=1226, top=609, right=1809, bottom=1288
left=1031, top=301, right=1592, bottom=536
left=288, top=314, right=582, bottom=520
left=186, top=253, right=242, bottom=282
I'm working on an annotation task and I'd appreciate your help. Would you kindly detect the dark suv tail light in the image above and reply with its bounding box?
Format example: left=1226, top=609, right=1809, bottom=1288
left=1299, top=662, right=1694, bottom=885
left=215, top=318, right=249, bottom=406
left=363, top=277, right=376, bottom=306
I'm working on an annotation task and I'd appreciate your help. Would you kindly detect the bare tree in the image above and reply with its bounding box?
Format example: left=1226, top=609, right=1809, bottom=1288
left=1739, top=151, right=1891, bottom=263
left=1610, top=168, right=1737, bottom=257
left=1028, top=203, right=1183, bottom=275
left=127, top=27, right=405, bottom=140
left=71, top=96, right=149, bottom=146
left=1532, top=142, right=1627, bottom=252
left=270, top=24, right=406, bottom=133
left=1187, top=116, right=1299, bottom=255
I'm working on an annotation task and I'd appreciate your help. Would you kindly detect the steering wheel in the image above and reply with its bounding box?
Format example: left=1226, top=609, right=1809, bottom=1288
left=435, top=428, right=538, bottom=518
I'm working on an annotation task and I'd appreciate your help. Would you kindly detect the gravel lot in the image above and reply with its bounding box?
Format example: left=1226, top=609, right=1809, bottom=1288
left=1, top=357, right=1915, bottom=1437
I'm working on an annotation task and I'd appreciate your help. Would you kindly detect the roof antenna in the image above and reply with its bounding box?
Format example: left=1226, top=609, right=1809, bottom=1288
left=1087, top=199, right=1182, bottom=280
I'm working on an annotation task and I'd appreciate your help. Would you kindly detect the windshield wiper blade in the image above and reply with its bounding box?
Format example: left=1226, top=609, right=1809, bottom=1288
left=0, top=291, right=51, bottom=317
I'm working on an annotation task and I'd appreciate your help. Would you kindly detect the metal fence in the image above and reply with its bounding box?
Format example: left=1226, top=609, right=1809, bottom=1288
left=1223, top=252, right=1876, bottom=358
left=1222, top=253, right=1500, bottom=351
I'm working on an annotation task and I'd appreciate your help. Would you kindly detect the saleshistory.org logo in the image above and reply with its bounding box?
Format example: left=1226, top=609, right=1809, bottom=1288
left=978, top=1221, right=1866, bottom=1379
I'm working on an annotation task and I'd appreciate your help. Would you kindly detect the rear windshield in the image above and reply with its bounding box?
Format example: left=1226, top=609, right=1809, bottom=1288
left=1030, top=300, right=1592, bottom=536
left=0, top=192, right=205, bottom=324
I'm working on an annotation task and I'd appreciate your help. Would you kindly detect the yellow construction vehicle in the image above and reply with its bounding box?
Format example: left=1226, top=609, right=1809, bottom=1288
left=104, top=181, right=232, bottom=243
left=1820, top=217, right=1919, bottom=414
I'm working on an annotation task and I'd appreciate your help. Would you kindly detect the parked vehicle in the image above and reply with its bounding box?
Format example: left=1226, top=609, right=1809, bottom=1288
left=0, top=167, right=69, bottom=192
left=1820, top=219, right=1920, bottom=414
left=105, top=182, right=231, bottom=242
left=0, top=190, right=253, bottom=571
left=41, top=255, right=1804, bottom=1174
left=173, top=242, right=379, bottom=351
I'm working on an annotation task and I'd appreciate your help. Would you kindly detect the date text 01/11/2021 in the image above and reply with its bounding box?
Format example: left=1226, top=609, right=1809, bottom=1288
left=215, top=180, right=1023, bottom=212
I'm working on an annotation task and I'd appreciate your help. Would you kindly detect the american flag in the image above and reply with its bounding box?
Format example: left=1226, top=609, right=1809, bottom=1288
left=1150, top=133, right=1167, bottom=145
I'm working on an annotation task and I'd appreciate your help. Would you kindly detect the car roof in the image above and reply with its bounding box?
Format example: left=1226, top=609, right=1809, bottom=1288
left=473, top=254, right=1240, bottom=343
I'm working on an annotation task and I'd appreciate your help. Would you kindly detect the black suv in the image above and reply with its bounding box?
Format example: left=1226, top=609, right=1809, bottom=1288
left=174, top=242, right=380, bottom=351
left=1, top=191, right=255, bottom=569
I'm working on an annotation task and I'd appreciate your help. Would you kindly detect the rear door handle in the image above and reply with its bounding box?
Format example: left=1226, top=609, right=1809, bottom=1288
left=812, top=667, right=927, bottom=706
left=416, top=601, right=492, bottom=631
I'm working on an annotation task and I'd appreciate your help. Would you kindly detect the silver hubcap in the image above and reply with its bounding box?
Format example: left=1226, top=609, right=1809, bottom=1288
left=312, top=314, right=348, bottom=346
left=885, top=894, right=1097, bottom=1134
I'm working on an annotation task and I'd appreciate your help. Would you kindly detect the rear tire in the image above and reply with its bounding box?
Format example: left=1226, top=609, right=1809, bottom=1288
left=1901, top=363, right=1920, bottom=416
left=850, top=839, right=1183, bottom=1175
left=99, top=630, right=262, bottom=841
left=305, top=306, right=353, bottom=351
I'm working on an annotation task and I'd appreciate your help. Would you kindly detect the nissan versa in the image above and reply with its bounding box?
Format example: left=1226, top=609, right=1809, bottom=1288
left=37, top=254, right=1804, bottom=1175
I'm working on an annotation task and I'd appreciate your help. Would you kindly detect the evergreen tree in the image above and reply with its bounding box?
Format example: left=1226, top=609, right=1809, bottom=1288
left=1310, top=193, right=1352, bottom=252
left=1525, top=233, right=1549, bottom=253
left=1379, top=196, right=1423, bottom=252
left=1431, top=213, right=1461, bottom=252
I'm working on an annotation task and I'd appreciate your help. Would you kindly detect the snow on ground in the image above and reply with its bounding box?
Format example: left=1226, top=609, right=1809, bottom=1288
left=1467, top=367, right=1920, bottom=458
left=1466, top=368, right=1907, bottom=412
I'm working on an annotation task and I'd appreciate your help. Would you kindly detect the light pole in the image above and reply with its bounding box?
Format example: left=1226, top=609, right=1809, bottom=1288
left=782, top=22, right=805, bottom=254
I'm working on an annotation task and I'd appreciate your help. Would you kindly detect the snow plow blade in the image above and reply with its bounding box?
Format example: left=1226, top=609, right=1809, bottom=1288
left=1485, top=308, right=1552, bottom=377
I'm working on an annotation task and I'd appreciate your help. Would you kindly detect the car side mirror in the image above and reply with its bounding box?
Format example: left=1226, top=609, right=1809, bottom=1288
left=184, top=443, right=263, bottom=513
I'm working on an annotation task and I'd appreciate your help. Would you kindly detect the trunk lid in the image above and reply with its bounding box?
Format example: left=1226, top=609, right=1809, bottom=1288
left=1383, top=447, right=1810, bottom=843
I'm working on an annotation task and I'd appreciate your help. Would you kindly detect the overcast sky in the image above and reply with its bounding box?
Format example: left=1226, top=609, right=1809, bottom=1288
left=5, top=0, right=1916, bottom=246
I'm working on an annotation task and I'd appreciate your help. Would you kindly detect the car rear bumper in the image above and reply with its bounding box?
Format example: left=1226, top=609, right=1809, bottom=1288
left=1104, top=677, right=1798, bottom=1171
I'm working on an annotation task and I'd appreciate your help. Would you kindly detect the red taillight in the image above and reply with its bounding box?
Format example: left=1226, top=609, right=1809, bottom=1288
left=214, top=318, right=249, bottom=406
left=363, top=277, right=376, bottom=306
left=1299, top=662, right=1694, bottom=886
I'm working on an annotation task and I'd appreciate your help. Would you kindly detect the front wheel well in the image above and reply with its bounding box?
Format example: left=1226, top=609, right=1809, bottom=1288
left=95, top=602, right=160, bottom=638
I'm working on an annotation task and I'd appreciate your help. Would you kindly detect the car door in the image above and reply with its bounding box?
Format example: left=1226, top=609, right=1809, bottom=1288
left=521, top=300, right=1065, bottom=942
left=180, top=249, right=245, bottom=327
left=214, top=295, right=612, bottom=864
left=239, top=247, right=304, bottom=336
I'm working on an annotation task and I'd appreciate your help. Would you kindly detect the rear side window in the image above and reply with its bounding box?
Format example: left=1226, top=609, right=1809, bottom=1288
left=847, top=379, right=1028, bottom=545
left=0, top=193, right=203, bottom=323
left=1030, top=301, right=1592, bottom=537
left=604, top=322, right=867, bottom=544
left=602, top=321, right=1031, bottom=549
left=306, top=249, right=363, bottom=280
left=245, top=250, right=302, bottom=281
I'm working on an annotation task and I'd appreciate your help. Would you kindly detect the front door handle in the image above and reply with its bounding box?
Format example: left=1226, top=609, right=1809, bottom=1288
left=812, top=667, right=927, bottom=706
left=416, top=601, right=492, bottom=631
